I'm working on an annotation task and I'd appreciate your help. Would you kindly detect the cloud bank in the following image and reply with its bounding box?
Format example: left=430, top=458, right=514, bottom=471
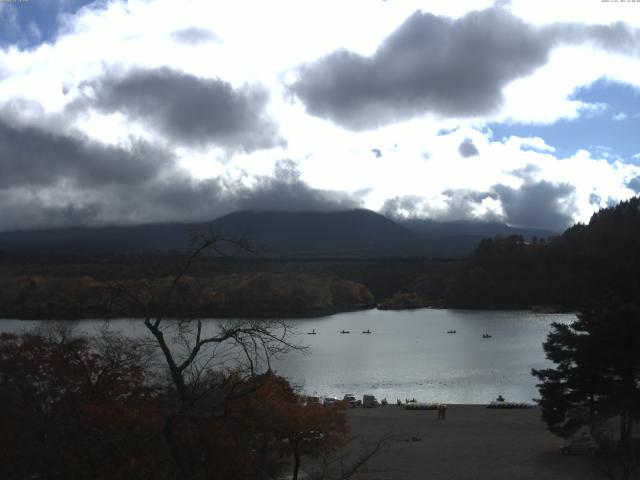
left=71, top=67, right=282, bottom=152
left=381, top=178, right=577, bottom=231
left=290, top=7, right=640, bottom=130
left=0, top=110, right=361, bottom=233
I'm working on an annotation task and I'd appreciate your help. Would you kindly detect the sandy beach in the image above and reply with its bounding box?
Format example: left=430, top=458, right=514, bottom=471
left=313, top=405, right=604, bottom=480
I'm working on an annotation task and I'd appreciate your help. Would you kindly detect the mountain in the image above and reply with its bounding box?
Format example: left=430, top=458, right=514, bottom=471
left=0, top=223, right=194, bottom=254
left=0, top=209, right=426, bottom=257
left=207, top=209, right=424, bottom=256
left=0, top=209, right=560, bottom=258
left=398, top=218, right=557, bottom=240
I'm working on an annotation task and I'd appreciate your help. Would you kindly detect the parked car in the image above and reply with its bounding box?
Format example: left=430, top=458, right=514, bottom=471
left=362, top=394, right=378, bottom=408
left=560, top=432, right=599, bottom=456
left=304, top=396, right=321, bottom=406
left=323, top=397, right=339, bottom=407
left=343, top=394, right=360, bottom=408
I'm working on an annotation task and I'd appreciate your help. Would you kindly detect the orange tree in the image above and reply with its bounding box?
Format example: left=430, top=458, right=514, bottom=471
left=0, top=330, right=166, bottom=480
left=231, top=372, right=350, bottom=480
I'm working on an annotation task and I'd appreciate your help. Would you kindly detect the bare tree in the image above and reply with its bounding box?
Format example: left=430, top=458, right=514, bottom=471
left=114, top=233, right=306, bottom=479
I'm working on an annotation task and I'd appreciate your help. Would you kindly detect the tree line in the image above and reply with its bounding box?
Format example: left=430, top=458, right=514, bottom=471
left=447, top=197, right=640, bottom=309
left=0, top=236, right=387, bottom=480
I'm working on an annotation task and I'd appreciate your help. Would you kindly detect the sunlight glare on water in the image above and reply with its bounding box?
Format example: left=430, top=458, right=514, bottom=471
left=0, top=308, right=575, bottom=404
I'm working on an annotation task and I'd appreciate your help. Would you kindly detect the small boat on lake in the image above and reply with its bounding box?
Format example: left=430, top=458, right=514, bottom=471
left=362, top=329, right=371, bottom=334
left=307, top=329, right=316, bottom=335
left=482, top=333, right=492, bottom=338
left=340, top=330, right=350, bottom=334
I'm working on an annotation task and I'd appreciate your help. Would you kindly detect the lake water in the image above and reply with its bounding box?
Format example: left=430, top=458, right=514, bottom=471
left=0, top=308, right=575, bottom=404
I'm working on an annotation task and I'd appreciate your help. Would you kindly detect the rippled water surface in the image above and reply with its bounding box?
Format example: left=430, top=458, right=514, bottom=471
left=0, top=308, right=575, bottom=404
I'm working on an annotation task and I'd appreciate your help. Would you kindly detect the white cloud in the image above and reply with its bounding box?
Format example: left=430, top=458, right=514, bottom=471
left=0, top=0, right=638, bottom=230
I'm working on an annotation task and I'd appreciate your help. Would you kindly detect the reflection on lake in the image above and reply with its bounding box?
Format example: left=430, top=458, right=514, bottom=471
left=0, top=308, right=575, bottom=404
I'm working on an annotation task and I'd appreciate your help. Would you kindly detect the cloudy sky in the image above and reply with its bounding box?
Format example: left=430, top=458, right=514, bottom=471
left=1, top=0, right=639, bottom=231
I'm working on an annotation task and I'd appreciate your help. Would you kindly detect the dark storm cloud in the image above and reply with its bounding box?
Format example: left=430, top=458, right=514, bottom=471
left=0, top=117, right=170, bottom=188
left=0, top=191, right=103, bottom=230
left=170, top=26, right=220, bottom=45
left=114, top=160, right=361, bottom=222
left=626, top=176, right=640, bottom=193
left=549, top=21, right=640, bottom=57
left=0, top=153, right=361, bottom=231
left=0, top=97, right=356, bottom=230
left=290, top=8, right=550, bottom=129
left=236, top=159, right=362, bottom=212
left=490, top=180, right=576, bottom=231
left=380, top=180, right=576, bottom=230
left=458, top=138, right=479, bottom=158
left=71, top=67, right=282, bottom=152
left=290, top=7, right=640, bottom=130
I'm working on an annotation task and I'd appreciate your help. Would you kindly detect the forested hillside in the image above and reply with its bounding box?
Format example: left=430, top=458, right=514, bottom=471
left=447, top=197, right=640, bottom=309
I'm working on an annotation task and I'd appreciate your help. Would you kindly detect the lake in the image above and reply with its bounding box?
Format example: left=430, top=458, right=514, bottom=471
left=0, top=308, right=575, bottom=404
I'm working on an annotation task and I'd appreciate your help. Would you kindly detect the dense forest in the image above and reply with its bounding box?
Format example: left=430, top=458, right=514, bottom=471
left=1, top=198, right=639, bottom=318
left=447, top=197, right=640, bottom=309
left=0, top=254, right=457, bottom=319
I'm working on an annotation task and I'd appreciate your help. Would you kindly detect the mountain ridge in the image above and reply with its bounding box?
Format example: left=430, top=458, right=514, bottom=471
left=0, top=209, right=559, bottom=258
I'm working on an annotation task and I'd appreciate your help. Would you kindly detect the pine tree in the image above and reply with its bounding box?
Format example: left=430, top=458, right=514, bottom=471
left=533, top=301, right=640, bottom=444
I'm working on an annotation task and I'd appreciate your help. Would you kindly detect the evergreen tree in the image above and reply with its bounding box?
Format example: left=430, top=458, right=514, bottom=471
left=532, top=301, right=640, bottom=444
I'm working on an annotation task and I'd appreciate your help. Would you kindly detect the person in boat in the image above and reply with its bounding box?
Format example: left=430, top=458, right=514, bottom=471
left=496, top=395, right=505, bottom=402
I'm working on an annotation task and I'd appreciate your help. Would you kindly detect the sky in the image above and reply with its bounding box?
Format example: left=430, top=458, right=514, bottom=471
left=0, top=0, right=639, bottom=232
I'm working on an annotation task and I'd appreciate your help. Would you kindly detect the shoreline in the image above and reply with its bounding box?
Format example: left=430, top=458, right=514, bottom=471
left=0, top=305, right=576, bottom=322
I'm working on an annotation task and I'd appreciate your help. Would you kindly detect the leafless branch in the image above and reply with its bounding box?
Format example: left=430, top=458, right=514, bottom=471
left=311, top=432, right=397, bottom=480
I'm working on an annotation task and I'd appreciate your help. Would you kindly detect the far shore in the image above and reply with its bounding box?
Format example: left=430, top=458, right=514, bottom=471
left=0, top=304, right=578, bottom=322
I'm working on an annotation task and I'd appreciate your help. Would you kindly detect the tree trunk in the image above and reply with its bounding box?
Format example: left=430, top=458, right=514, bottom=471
left=163, top=414, right=191, bottom=480
left=620, top=410, right=635, bottom=446
left=144, top=320, right=190, bottom=409
left=291, top=440, right=301, bottom=480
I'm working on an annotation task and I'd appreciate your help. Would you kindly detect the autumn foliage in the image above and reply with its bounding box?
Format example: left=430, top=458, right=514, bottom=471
left=0, top=330, right=349, bottom=480
left=230, top=373, right=350, bottom=479
left=0, top=330, right=166, bottom=479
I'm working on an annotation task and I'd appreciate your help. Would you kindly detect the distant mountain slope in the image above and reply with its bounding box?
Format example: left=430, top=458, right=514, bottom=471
left=398, top=218, right=557, bottom=240
left=208, top=209, right=423, bottom=255
left=0, top=209, right=426, bottom=257
left=0, top=223, right=194, bottom=254
left=0, top=209, right=558, bottom=258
